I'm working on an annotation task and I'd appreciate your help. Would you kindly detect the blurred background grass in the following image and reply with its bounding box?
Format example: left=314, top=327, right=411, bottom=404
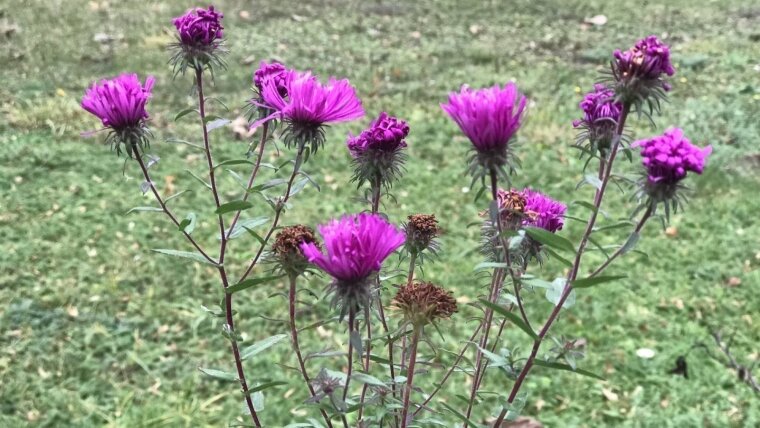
left=1, top=0, right=759, bottom=426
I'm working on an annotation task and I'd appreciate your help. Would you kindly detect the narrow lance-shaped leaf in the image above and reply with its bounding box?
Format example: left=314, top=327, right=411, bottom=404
left=533, top=359, right=605, bottom=380
left=240, top=334, right=289, bottom=360
left=226, top=275, right=284, bottom=294
left=152, top=249, right=215, bottom=265
left=215, top=200, right=253, bottom=215
left=478, top=299, right=538, bottom=340
left=524, top=227, right=575, bottom=253
left=572, top=275, right=626, bottom=289
left=198, top=367, right=237, bottom=382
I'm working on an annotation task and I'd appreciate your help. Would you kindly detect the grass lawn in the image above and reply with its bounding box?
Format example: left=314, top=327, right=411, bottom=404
left=1, top=0, right=759, bottom=426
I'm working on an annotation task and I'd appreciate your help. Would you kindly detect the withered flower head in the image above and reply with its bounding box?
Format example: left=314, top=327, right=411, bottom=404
left=393, top=281, right=457, bottom=327
left=403, top=213, right=441, bottom=256
left=496, top=188, right=527, bottom=229
left=272, top=224, right=319, bottom=276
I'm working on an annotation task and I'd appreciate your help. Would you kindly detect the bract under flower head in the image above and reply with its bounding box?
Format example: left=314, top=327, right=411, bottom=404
left=170, top=6, right=225, bottom=74
left=81, top=73, right=155, bottom=156
left=633, top=127, right=711, bottom=203
left=300, top=213, right=404, bottom=315
left=259, top=70, right=365, bottom=153
left=441, top=83, right=527, bottom=178
left=347, top=112, right=410, bottom=188
left=573, top=84, right=623, bottom=154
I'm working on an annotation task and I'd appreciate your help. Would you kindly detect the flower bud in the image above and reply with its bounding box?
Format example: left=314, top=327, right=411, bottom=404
left=573, top=84, right=623, bottom=155
left=170, top=6, right=225, bottom=74
left=347, top=112, right=410, bottom=188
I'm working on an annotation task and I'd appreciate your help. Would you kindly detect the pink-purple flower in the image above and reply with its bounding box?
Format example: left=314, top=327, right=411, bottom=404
left=253, top=61, right=289, bottom=96
left=82, top=73, right=155, bottom=131
left=441, top=83, right=527, bottom=173
left=261, top=70, right=364, bottom=125
left=522, top=189, right=567, bottom=233
left=634, top=127, right=711, bottom=188
left=347, top=112, right=409, bottom=157
left=173, top=6, right=224, bottom=48
left=300, top=213, right=404, bottom=286
left=614, top=35, right=675, bottom=81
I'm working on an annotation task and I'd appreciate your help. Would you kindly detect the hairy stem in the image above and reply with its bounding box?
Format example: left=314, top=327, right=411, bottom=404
left=131, top=148, right=216, bottom=265
left=343, top=308, right=357, bottom=402
left=225, top=122, right=269, bottom=241
left=289, top=275, right=334, bottom=428
left=237, top=140, right=306, bottom=284
left=195, top=68, right=262, bottom=427
left=589, top=203, right=653, bottom=278
left=492, top=104, right=631, bottom=427
left=412, top=323, right=483, bottom=418
left=400, top=327, right=421, bottom=428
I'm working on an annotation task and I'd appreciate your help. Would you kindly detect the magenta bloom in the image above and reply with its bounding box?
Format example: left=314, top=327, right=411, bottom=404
left=634, top=128, right=711, bottom=187
left=347, top=112, right=409, bottom=157
left=573, top=84, right=622, bottom=130
left=441, top=83, right=527, bottom=173
left=82, top=73, right=155, bottom=131
left=522, top=189, right=567, bottom=233
left=300, top=213, right=404, bottom=285
left=261, top=70, right=364, bottom=124
left=614, top=35, right=675, bottom=81
left=253, top=61, right=290, bottom=96
left=173, top=6, right=224, bottom=47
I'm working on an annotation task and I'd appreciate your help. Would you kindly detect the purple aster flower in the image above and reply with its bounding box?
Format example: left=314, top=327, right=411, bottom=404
left=347, top=112, right=410, bottom=188
left=347, top=112, right=410, bottom=156
left=170, top=6, right=225, bottom=74
left=611, top=36, right=675, bottom=108
left=633, top=127, right=711, bottom=202
left=441, top=83, right=527, bottom=176
left=253, top=61, right=290, bottom=96
left=573, top=84, right=623, bottom=153
left=522, top=189, right=567, bottom=233
left=257, top=70, right=365, bottom=151
left=81, top=73, right=155, bottom=156
left=173, top=6, right=224, bottom=47
left=614, top=35, right=675, bottom=81
left=300, top=213, right=404, bottom=315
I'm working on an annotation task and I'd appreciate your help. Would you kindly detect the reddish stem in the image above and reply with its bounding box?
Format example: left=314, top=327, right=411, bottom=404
left=400, top=326, right=421, bottom=428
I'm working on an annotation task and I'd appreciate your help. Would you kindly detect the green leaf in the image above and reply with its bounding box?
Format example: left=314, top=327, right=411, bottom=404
left=478, top=299, right=538, bottom=340
left=545, top=278, right=575, bottom=308
left=206, top=118, right=230, bottom=132
left=524, top=227, right=575, bottom=253
left=242, top=226, right=266, bottom=245
left=198, top=367, right=237, bottom=382
left=212, top=159, right=255, bottom=170
left=224, top=217, right=269, bottom=240
left=572, top=200, right=598, bottom=213
left=240, top=334, right=289, bottom=360
left=152, top=249, right=215, bottom=265
left=164, top=190, right=192, bottom=204
left=166, top=137, right=204, bottom=150
left=475, top=345, right=508, bottom=367
left=580, top=174, right=603, bottom=191
left=533, top=359, right=605, bottom=380
left=621, top=232, right=640, bottom=255
left=215, top=200, right=253, bottom=215
left=244, top=381, right=288, bottom=395
left=174, top=108, right=197, bottom=121
left=572, top=275, right=626, bottom=289
left=184, top=169, right=212, bottom=190
left=440, top=402, right=484, bottom=428
left=473, top=262, right=510, bottom=272
left=351, top=372, right=387, bottom=388
left=543, top=247, right=573, bottom=268
left=248, top=178, right=289, bottom=193
left=178, top=212, right=196, bottom=234
left=126, top=206, right=163, bottom=214
left=226, top=275, right=284, bottom=294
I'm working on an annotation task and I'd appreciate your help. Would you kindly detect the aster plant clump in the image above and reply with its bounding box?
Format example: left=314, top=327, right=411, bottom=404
left=81, top=7, right=714, bottom=425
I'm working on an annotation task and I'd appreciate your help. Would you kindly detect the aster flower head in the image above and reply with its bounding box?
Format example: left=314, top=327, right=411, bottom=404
left=633, top=127, right=711, bottom=211
left=611, top=35, right=675, bottom=111
left=573, top=84, right=624, bottom=155
left=81, top=73, right=155, bottom=157
left=271, top=225, right=320, bottom=277
left=393, top=281, right=457, bottom=328
left=257, top=70, right=365, bottom=155
left=300, top=213, right=405, bottom=316
left=170, top=6, right=225, bottom=74
left=403, top=213, right=441, bottom=258
left=347, top=112, right=410, bottom=188
left=522, top=189, right=567, bottom=233
left=441, top=83, right=527, bottom=180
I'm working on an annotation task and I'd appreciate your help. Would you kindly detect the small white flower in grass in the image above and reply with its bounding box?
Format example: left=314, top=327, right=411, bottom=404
left=636, top=348, right=656, bottom=359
